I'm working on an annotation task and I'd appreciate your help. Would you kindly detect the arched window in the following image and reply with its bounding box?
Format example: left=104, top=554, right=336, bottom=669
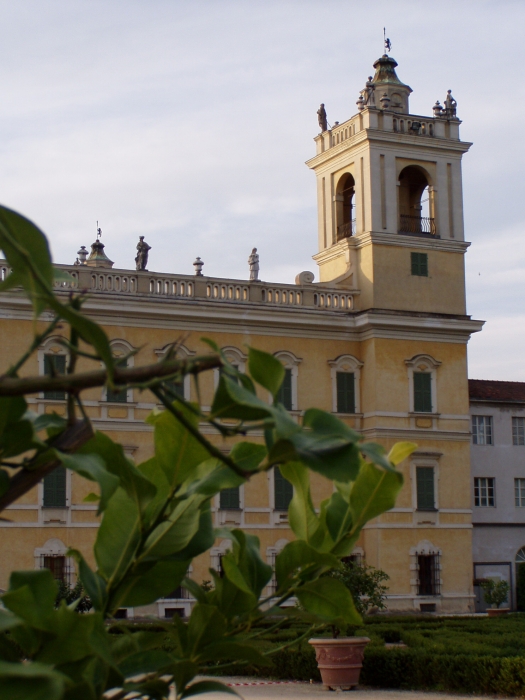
left=335, top=173, right=356, bottom=242
left=398, top=165, right=436, bottom=236
left=38, top=336, right=68, bottom=401
left=405, top=354, right=441, bottom=414
left=328, top=354, right=363, bottom=414
left=273, top=351, right=301, bottom=411
left=105, top=340, right=135, bottom=403
left=154, top=343, right=195, bottom=401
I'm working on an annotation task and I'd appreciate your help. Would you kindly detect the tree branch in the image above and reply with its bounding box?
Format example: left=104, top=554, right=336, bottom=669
left=0, top=419, right=94, bottom=511
left=0, top=354, right=222, bottom=396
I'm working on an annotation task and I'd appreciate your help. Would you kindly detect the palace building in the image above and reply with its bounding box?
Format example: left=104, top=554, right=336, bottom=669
left=0, top=52, right=483, bottom=616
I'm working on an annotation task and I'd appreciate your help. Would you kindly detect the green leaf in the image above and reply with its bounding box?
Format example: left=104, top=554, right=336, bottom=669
left=0, top=397, right=26, bottom=435
left=79, top=432, right=156, bottom=512
left=247, top=347, right=286, bottom=398
left=30, top=413, right=67, bottom=434
left=295, top=577, right=361, bottom=625
left=0, top=269, right=23, bottom=293
left=141, top=496, right=203, bottom=559
left=198, top=641, right=270, bottom=665
left=118, top=649, right=173, bottom=678
left=94, top=487, right=141, bottom=583
left=322, top=491, right=353, bottom=546
left=187, top=605, right=227, bottom=656
left=182, top=681, right=241, bottom=699
left=59, top=452, right=119, bottom=514
left=0, top=660, right=67, bottom=700
left=229, top=442, right=267, bottom=472
left=3, top=570, right=57, bottom=631
left=222, top=529, right=272, bottom=599
left=279, top=462, right=319, bottom=543
left=173, top=502, right=215, bottom=561
left=0, top=609, right=22, bottom=632
left=0, top=206, right=54, bottom=316
left=0, top=470, right=8, bottom=497
left=147, top=404, right=210, bottom=490
left=68, top=550, right=107, bottom=612
left=388, top=441, right=417, bottom=466
left=275, top=541, right=340, bottom=591
left=359, top=441, right=396, bottom=472
left=112, top=560, right=190, bottom=608
left=349, top=463, right=404, bottom=531
left=211, top=375, right=273, bottom=421
left=53, top=268, right=74, bottom=284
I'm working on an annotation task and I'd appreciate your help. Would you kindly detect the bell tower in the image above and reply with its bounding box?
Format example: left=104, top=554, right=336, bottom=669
left=306, top=54, right=471, bottom=317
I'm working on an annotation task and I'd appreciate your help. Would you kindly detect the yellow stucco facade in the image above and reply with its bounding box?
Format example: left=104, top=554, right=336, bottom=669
left=0, top=52, right=483, bottom=616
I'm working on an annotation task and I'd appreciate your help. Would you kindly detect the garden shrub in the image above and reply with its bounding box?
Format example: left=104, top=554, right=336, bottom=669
left=517, top=564, right=525, bottom=611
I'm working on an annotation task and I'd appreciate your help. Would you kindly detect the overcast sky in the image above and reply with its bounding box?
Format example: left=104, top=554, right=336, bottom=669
left=0, top=1, right=522, bottom=380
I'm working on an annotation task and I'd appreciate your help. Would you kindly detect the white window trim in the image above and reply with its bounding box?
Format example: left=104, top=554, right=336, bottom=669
left=213, top=347, right=247, bottom=389
left=515, top=478, right=525, bottom=507
left=405, top=354, right=441, bottom=414
left=38, top=468, right=72, bottom=522
left=273, top=351, right=302, bottom=411
left=474, top=476, right=496, bottom=507
left=210, top=539, right=232, bottom=574
left=103, top=339, right=135, bottom=403
left=34, top=538, right=75, bottom=582
left=328, top=354, right=363, bottom=414
left=215, top=484, right=245, bottom=526
left=408, top=539, right=442, bottom=600
left=154, top=343, right=195, bottom=400
left=38, top=336, right=69, bottom=401
left=268, top=468, right=293, bottom=525
left=266, top=539, right=289, bottom=596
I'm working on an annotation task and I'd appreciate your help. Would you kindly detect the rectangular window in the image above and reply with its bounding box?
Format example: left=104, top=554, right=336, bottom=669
left=336, top=372, right=355, bottom=414
left=416, top=466, right=435, bottom=510
left=414, top=372, right=432, bottom=412
left=474, top=477, right=495, bottom=507
left=277, top=368, right=293, bottom=410
left=43, top=468, right=66, bottom=507
left=513, top=417, right=525, bottom=446
left=220, top=486, right=240, bottom=510
left=411, top=252, right=428, bottom=277
left=107, top=360, right=128, bottom=403
left=417, top=554, right=440, bottom=596
left=274, top=466, right=293, bottom=511
left=43, top=354, right=66, bottom=400
left=166, top=380, right=185, bottom=399
left=472, top=415, right=493, bottom=445
left=515, top=479, right=525, bottom=507
left=41, top=555, right=68, bottom=583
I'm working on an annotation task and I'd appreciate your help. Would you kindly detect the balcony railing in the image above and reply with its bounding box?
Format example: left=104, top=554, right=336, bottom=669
left=336, top=219, right=356, bottom=241
left=399, top=215, right=437, bottom=236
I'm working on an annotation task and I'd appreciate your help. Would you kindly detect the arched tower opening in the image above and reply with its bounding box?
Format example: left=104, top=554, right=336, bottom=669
left=335, top=173, right=355, bottom=242
left=398, top=165, right=436, bottom=236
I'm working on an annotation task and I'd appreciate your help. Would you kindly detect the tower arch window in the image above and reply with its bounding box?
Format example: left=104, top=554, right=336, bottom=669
left=38, top=336, right=68, bottom=401
left=154, top=343, right=195, bottom=401
left=104, top=340, right=135, bottom=403
left=405, top=354, right=441, bottom=414
left=335, top=173, right=356, bottom=242
left=273, top=351, right=301, bottom=411
left=398, top=165, right=436, bottom=236
left=328, top=354, right=363, bottom=414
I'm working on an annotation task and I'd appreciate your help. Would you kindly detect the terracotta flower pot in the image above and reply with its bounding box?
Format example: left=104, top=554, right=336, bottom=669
left=487, top=607, right=510, bottom=617
left=309, top=637, right=370, bottom=690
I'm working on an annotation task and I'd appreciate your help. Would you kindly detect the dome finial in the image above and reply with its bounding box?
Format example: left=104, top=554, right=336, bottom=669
left=383, top=27, right=392, bottom=54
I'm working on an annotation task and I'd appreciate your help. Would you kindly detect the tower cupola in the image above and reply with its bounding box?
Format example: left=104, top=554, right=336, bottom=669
left=366, top=54, right=412, bottom=114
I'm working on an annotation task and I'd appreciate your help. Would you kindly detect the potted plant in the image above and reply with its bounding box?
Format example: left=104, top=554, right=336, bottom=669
left=308, top=562, right=388, bottom=690
left=480, top=578, right=510, bottom=616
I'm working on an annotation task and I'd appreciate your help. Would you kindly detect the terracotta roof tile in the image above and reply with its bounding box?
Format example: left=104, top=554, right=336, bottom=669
left=469, top=379, right=525, bottom=403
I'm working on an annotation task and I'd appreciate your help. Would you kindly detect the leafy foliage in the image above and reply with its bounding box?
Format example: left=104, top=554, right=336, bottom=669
left=325, top=562, right=389, bottom=617
left=54, top=580, right=92, bottom=614
left=0, top=207, right=416, bottom=698
left=480, top=578, right=510, bottom=609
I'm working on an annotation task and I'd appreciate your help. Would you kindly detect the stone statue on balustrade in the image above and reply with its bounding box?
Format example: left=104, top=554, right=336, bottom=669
left=444, top=90, right=457, bottom=118
left=248, top=248, right=260, bottom=282
left=317, top=104, right=328, bottom=132
left=364, top=77, right=375, bottom=106
left=135, top=236, right=151, bottom=271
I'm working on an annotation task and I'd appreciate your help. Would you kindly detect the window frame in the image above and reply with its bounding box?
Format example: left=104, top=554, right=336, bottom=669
left=405, top=354, right=441, bottom=415
left=154, top=343, right=195, bottom=401
left=103, top=340, right=135, bottom=404
left=416, top=466, right=436, bottom=511
left=513, top=417, right=525, bottom=446
left=328, top=354, right=363, bottom=415
left=411, top=251, right=428, bottom=277
left=273, top=351, right=301, bottom=412
left=38, top=337, right=69, bottom=402
left=474, top=476, right=495, bottom=507
left=472, top=415, right=493, bottom=446
left=273, top=466, right=293, bottom=512
left=515, top=479, right=525, bottom=507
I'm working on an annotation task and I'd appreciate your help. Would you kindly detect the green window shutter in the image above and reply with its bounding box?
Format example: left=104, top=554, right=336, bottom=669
left=107, top=360, right=128, bottom=403
left=277, top=368, right=293, bottom=410
left=166, top=380, right=184, bottom=399
left=274, top=467, right=293, bottom=511
left=220, top=487, right=240, bottom=510
left=43, top=468, right=66, bottom=507
left=43, top=354, right=66, bottom=400
left=414, top=372, right=432, bottom=412
left=411, top=252, right=428, bottom=277
left=336, top=372, right=355, bottom=413
left=416, top=467, right=435, bottom=510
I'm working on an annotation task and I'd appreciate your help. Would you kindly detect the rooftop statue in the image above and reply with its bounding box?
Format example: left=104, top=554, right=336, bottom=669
left=317, top=103, right=328, bottom=132
left=364, top=77, right=375, bottom=106
left=444, top=90, right=457, bottom=118
left=248, top=248, right=260, bottom=282
left=135, top=236, right=151, bottom=271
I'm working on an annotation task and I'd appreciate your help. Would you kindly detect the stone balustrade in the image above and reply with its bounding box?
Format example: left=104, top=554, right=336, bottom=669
left=0, top=262, right=357, bottom=312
